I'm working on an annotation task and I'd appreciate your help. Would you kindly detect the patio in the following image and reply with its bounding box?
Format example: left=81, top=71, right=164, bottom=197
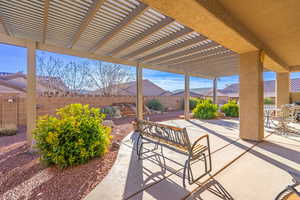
left=0, top=0, right=299, bottom=199
left=85, top=119, right=300, bottom=200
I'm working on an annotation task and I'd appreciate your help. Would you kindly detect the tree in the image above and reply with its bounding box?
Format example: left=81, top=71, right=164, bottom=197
left=89, top=61, right=134, bottom=96
left=36, top=53, right=65, bottom=93
left=60, top=61, right=93, bottom=93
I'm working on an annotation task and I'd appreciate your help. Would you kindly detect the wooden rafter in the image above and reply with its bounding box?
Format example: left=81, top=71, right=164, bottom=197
left=170, top=52, right=238, bottom=69
left=188, top=60, right=239, bottom=73
left=121, top=27, right=193, bottom=59
left=68, top=0, right=105, bottom=48
left=109, top=17, right=174, bottom=56
left=137, top=36, right=207, bottom=62
left=90, top=3, right=148, bottom=52
left=159, top=47, right=228, bottom=66
left=0, top=15, right=10, bottom=36
left=151, top=42, right=219, bottom=64
left=42, top=0, right=50, bottom=43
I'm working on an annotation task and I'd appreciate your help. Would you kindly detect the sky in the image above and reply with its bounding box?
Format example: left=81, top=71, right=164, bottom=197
left=0, top=43, right=299, bottom=91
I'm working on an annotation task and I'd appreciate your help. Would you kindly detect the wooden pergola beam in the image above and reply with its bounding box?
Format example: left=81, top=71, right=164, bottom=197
left=157, top=47, right=228, bottom=66
left=188, top=60, right=239, bottom=73
left=42, top=0, right=50, bottom=43
left=90, top=4, right=148, bottom=52
left=0, top=16, right=10, bottom=36
left=290, top=65, right=300, bottom=72
left=68, top=0, right=105, bottom=48
left=170, top=52, right=238, bottom=69
left=137, top=36, right=207, bottom=63
left=150, top=41, right=219, bottom=64
left=109, top=17, right=174, bottom=56
left=122, top=27, right=193, bottom=59
left=0, top=33, right=215, bottom=79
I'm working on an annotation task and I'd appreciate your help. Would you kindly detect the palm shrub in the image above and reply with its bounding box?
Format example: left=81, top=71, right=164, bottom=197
left=33, top=104, right=111, bottom=169
left=146, top=99, right=164, bottom=111
left=192, top=99, right=218, bottom=119
left=221, top=100, right=239, bottom=117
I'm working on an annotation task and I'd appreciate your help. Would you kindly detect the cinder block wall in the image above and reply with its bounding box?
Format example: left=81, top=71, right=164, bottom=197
left=0, top=94, right=183, bottom=127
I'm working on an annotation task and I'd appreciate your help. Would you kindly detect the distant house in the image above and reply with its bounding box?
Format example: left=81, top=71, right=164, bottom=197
left=220, top=78, right=300, bottom=99
left=0, top=72, right=68, bottom=95
left=171, top=90, right=203, bottom=97
left=172, top=88, right=229, bottom=104
left=93, top=79, right=172, bottom=96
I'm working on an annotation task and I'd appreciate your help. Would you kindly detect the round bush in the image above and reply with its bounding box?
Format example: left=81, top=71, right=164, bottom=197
left=221, top=100, right=239, bottom=117
left=192, top=99, right=218, bottom=119
left=146, top=99, right=164, bottom=111
left=33, top=104, right=111, bottom=168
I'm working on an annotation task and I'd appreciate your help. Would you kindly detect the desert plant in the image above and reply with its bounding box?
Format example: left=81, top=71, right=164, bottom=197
left=221, top=100, right=239, bottom=117
left=0, top=127, right=17, bottom=136
left=264, top=97, right=274, bottom=105
left=192, top=99, right=218, bottom=119
left=33, top=104, right=111, bottom=168
left=146, top=99, right=164, bottom=111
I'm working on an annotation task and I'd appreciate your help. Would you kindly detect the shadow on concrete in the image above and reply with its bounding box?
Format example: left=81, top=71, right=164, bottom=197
left=122, top=132, right=190, bottom=200
left=201, top=119, right=239, bottom=131
left=188, top=179, right=234, bottom=200
left=186, top=120, right=300, bottom=175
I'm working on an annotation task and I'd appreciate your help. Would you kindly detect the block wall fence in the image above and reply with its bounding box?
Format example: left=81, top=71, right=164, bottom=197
left=0, top=94, right=183, bottom=128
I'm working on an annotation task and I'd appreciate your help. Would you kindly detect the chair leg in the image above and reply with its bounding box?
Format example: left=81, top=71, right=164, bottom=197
left=183, top=160, right=189, bottom=188
left=136, top=134, right=141, bottom=157
left=138, top=141, right=143, bottom=160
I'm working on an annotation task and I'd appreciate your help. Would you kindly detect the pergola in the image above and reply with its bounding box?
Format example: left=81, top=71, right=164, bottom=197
left=0, top=0, right=299, bottom=148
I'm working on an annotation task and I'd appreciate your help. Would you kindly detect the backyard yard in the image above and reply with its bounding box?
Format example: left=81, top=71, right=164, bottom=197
left=0, top=111, right=182, bottom=200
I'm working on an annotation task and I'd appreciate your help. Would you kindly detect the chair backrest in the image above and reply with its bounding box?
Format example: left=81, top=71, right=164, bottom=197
left=137, top=120, right=191, bottom=150
left=280, top=104, right=295, bottom=122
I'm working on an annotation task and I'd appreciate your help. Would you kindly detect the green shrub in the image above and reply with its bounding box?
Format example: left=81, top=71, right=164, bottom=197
left=146, top=99, right=164, bottom=111
left=189, top=98, right=200, bottom=110
left=0, top=127, right=17, bottom=136
left=192, top=99, right=218, bottom=119
left=181, top=98, right=202, bottom=110
left=264, top=97, right=274, bottom=105
left=33, top=104, right=111, bottom=169
left=221, top=100, right=239, bottom=117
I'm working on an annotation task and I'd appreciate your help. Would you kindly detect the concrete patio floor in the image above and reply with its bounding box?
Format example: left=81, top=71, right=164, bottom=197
left=85, top=119, right=300, bottom=200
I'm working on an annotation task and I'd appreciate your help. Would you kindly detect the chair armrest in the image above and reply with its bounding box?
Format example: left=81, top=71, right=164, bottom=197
left=191, top=134, right=210, bottom=152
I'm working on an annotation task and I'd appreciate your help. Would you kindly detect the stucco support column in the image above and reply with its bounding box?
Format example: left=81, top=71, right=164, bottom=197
left=239, top=51, right=264, bottom=141
left=276, top=72, right=290, bottom=108
left=184, top=74, right=190, bottom=120
left=26, top=41, right=37, bottom=150
left=213, top=78, right=217, bottom=104
left=136, top=64, right=143, bottom=120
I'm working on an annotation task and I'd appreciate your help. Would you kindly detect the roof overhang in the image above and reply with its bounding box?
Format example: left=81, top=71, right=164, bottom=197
left=140, top=0, right=295, bottom=73
left=0, top=0, right=241, bottom=79
left=0, top=0, right=296, bottom=79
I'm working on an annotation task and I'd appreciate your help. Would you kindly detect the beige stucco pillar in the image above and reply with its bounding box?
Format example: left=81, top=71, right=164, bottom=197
left=136, top=64, right=143, bottom=120
left=26, top=41, right=37, bottom=149
left=239, top=51, right=264, bottom=141
left=276, top=72, right=290, bottom=108
left=213, top=78, right=217, bottom=104
left=184, top=74, right=190, bottom=120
